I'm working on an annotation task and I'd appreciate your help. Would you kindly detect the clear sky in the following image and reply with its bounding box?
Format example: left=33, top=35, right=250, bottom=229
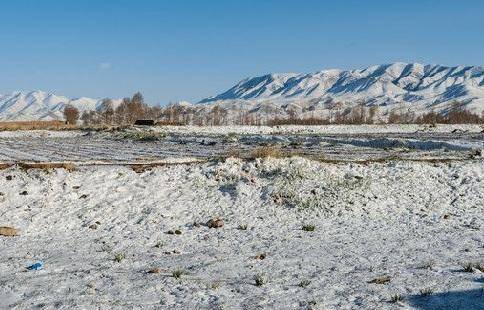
left=0, top=0, right=482, bottom=104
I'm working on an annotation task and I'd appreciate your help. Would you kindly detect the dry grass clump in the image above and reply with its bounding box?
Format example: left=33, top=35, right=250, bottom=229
left=368, top=275, right=391, bottom=284
left=298, top=279, right=311, bottom=288
left=254, top=273, right=268, bottom=286
left=120, top=131, right=166, bottom=142
left=390, top=294, right=403, bottom=303
left=462, top=262, right=484, bottom=273
left=114, top=253, right=125, bottom=263
left=302, top=224, right=315, bottom=232
left=172, top=269, right=185, bottom=279
left=419, top=287, right=434, bottom=297
left=249, top=146, right=283, bottom=159
left=0, top=163, right=13, bottom=170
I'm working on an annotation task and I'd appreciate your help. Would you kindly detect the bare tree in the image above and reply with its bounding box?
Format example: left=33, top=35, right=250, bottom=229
left=99, top=98, right=114, bottom=124
left=64, top=104, right=80, bottom=125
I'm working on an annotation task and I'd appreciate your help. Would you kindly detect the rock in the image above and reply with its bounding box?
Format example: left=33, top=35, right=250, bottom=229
left=254, top=253, right=266, bottom=260
left=89, top=224, right=98, bottom=230
left=6, top=175, right=12, bottom=181
left=207, top=218, right=224, bottom=229
left=79, top=194, right=88, bottom=199
left=443, top=214, right=451, bottom=219
left=0, top=226, right=20, bottom=236
left=19, top=191, right=28, bottom=195
left=164, top=249, right=181, bottom=255
left=148, top=267, right=161, bottom=274
left=174, top=229, right=182, bottom=235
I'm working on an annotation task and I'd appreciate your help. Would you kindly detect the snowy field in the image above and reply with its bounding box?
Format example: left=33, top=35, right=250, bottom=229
left=0, top=126, right=483, bottom=309
left=0, top=124, right=482, bottom=163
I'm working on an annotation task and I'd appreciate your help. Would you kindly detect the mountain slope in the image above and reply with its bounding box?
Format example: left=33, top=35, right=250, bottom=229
left=1, top=63, right=483, bottom=122
left=199, top=63, right=484, bottom=118
left=0, top=91, right=116, bottom=121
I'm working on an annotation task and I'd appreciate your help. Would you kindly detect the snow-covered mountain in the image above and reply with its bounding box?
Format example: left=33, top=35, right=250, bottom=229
left=0, top=91, right=119, bottom=121
left=198, top=63, right=484, bottom=119
left=1, top=63, right=483, bottom=122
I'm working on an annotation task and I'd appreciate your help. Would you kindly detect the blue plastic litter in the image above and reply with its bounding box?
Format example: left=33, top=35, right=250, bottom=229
left=26, top=261, right=43, bottom=271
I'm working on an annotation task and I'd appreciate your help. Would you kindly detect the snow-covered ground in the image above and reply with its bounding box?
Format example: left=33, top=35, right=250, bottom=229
left=0, top=125, right=482, bottom=163
left=0, top=157, right=483, bottom=309
left=149, top=124, right=484, bottom=136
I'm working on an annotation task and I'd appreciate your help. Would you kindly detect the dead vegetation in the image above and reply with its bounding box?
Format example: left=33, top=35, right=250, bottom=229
left=0, top=120, right=76, bottom=131
left=17, top=162, right=76, bottom=172
left=249, top=146, right=283, bottom=159
left=368, top=275, right=391, bottom=284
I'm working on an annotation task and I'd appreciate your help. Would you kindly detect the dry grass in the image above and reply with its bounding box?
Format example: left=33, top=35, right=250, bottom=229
left=0, top=120, right=76, bottom=131
left=0, top=120, right=128, bottom=131
left=18, top=162, right=76, bottom=172
left=249, top=146, right=283, bottom=159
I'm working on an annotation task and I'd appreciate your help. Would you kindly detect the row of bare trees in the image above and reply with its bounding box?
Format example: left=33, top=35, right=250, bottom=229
left=63, top=92, right=162, bottom=125
left=64, top=97, right=484, bottom=126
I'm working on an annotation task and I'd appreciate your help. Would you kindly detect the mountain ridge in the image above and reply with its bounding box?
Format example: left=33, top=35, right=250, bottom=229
left=1, top=63, right=483, bottom=121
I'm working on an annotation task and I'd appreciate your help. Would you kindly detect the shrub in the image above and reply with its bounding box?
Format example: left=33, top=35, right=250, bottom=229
left=302, top=224, right=315, bottom=232
left=298, top=280, right=311, bottom=288
left=420, top=287, right=434, bottom=297
left=249, top=146, right=282, bottom=159
left=254, top=273, right=268, bottom=286
left=238, top=224, right=248, bottom=230
left=390, top=294, right=403, bottom=303
left=172, top=269, right=184, bottom=279
left=114, top=253, right=125, bottom=263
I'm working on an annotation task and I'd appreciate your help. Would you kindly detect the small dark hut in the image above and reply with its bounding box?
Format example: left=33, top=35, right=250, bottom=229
left=134, top=119, right=155, bottom=126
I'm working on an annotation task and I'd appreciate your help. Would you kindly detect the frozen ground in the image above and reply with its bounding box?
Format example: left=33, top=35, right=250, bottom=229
left=0, top=125, right=483, bottom=309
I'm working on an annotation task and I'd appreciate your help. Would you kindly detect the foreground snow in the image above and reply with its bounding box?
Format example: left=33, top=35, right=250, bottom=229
left=0, top=158, right=483, bottom=309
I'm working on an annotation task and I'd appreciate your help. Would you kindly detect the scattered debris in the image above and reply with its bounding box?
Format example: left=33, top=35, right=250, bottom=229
left=167, top=229, right=182, bottom=235
left=26, top=262, right=44, bottom=271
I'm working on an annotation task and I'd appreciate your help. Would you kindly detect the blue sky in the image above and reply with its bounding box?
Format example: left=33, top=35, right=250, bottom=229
left=0, top=0, right=482, bottom=104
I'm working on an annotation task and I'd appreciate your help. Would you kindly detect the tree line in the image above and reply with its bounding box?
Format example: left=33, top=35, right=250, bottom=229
left=64, top=94, right=484, bottom=126
left=63, top=92, right=162, bottom=125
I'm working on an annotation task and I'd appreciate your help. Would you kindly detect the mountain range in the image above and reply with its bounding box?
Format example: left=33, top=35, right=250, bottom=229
left=1, top=63, right=483, bottom=121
